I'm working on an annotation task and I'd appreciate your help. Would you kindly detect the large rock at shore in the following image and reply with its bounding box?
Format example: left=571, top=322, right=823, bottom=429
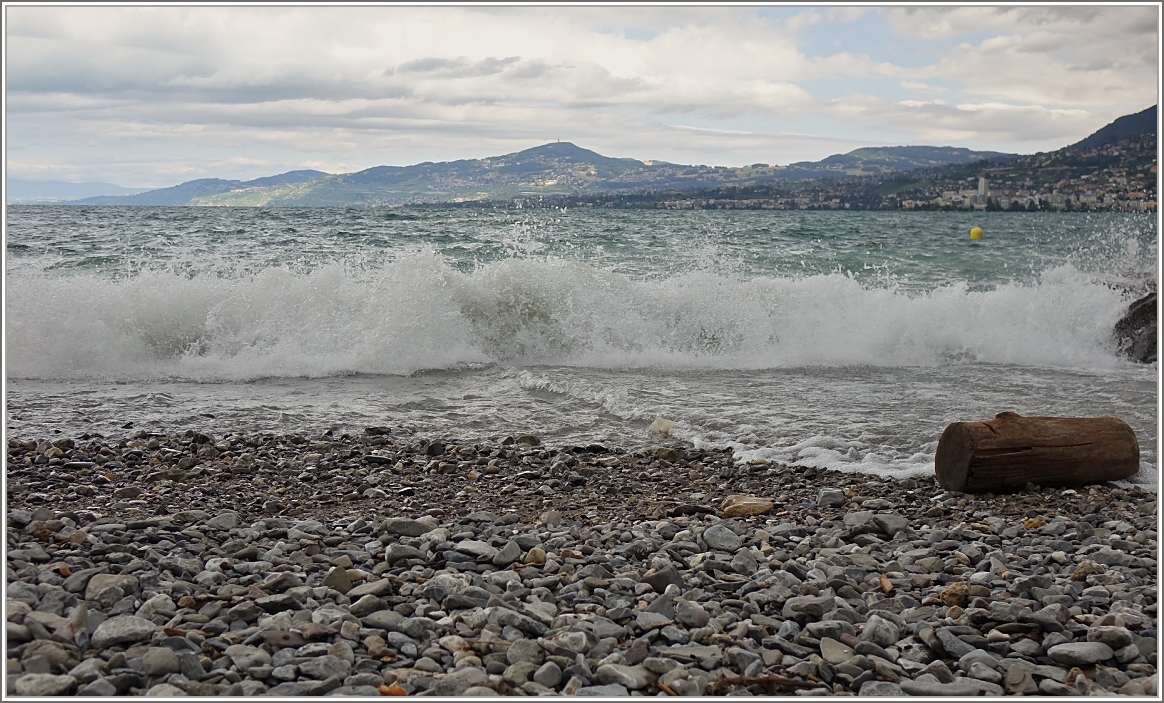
left=1114, top=291, right=1156, bottom=363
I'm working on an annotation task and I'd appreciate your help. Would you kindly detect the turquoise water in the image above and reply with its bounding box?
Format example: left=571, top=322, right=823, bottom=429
left=5, top=206, right=1158, bottom=484
left=6, top=207, right=1154, bottom=290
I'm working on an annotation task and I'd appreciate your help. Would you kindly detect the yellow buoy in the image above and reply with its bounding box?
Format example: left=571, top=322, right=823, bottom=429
left=970, top=226, right=983, bottom=240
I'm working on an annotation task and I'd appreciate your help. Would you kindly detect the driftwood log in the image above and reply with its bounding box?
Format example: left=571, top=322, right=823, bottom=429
left=935, top=412, right=1139, bottom=492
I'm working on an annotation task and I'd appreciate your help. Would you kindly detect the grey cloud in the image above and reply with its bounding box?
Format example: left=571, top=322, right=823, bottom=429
left=890, top=5, right=1155, bottom=41
left=8, top=72, right=415, bottom=110
left=395, top=56, right=521, bottom=77
left=1012, top=7, right=1104, bottom=26
left=396, top=57, right=461, bottom=73
left=1068, top=59, right=1116, bottom=72
left=508, top=60, right=550, bottom=80
left=841, top=98, right=1101, bottom=148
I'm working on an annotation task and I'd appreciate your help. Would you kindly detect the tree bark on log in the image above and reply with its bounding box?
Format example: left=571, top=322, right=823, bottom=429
left=935, top=412, right=1140, bottom=492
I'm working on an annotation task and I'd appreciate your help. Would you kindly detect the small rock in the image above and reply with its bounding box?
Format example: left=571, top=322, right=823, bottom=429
left=534, top=661, right=563, bottom=689
left=1087, top=626, right=1134, bottom=650
left=380, top=518, right=434, bottom=537
left=84, top=573, right=138, bottom=601
left=141, top=647, right=180, bottom=676
left=702, top=524, right=742, bottom=552
left=90, top=615, right=156, bottom=649
left=454, top=540, right=498, bottom=559
left=595, top=663, right=654, bottom=690
left=939, top=581, right=971, bottom=607
left=720, top=494, right=774, bottom=517
left=135, top=593, right=176, bottom=620
left=298, top=654, right=352, bottom=681
left=578, top=683, right=631, bottom=696
left=524, top=547, right=547, bottom=566
left=860, top=613, right=900, bottom=648
left=642, top=564, right=686, bottom=593
left=506, top=639, right=545, bottom=666
left=901, top=679, right=986, bottom=696
left=14, top=673, right=77, bottom=696
left=493, top=541, right=521, bottom=566
left=675, top=599, right=710, bottom=629
left=321, top=566, right=352, bottom=594
left=1048, top=642, right=1115, bottom=667
left=433, top=666, right=489, bottom=696
left=225, top=644, right=271, bottom=671
left=817, top=488, right=846, bottom=507
left=819, top=637, right=856, bottom=664
left=205, top=511, right=239, bottom=530
left=860, top=680, right=904, bottom=696
left=1071, top=560, right=1105, bottom=581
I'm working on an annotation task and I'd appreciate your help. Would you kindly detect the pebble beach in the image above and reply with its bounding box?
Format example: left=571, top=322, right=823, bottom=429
left=5, top=429, right=1159, bottom=697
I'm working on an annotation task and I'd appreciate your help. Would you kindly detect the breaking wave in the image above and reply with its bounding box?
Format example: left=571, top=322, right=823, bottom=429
left=6, top=250, right=1140, bottom=382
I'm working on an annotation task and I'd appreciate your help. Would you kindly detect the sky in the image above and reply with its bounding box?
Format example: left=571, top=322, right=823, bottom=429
left=4, top=4, right=1160, bottom=188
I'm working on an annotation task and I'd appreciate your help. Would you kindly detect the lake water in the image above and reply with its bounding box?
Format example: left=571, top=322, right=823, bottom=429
left=4, top=206, right=1158, bottom=486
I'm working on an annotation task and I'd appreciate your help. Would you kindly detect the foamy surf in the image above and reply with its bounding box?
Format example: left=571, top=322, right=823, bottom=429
left=4, top=254, right=1140, bottom=382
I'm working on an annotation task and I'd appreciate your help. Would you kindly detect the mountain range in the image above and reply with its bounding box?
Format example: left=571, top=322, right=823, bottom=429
left=13, top=106, right=1155, bottom=208
left=37, top=146, right=1012, bottom=208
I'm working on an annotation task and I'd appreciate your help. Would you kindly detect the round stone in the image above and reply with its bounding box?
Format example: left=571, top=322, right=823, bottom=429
left=1048, top=642, right=1115, bottom=667
left=141, top=647, right=180, bottom=676
left=676, top=600, right=710, bottom=629
left=860, top=614, right=901, bottom=648
left=90, top=615, right=156, bottom=649
left=702, top=524, right=742, bottom=552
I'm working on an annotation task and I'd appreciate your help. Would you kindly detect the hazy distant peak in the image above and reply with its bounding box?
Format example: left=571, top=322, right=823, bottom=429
left=6, top=179, right=149, bottom=202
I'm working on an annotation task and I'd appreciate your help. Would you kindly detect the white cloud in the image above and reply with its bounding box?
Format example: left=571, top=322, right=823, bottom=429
left=4, top=5, right=1157, bottom=185
left=887, top=6, right=1158, bottom=110
left=825, top=95, right=1105, bottom=150
left=901, top=80, right=948, bottom=93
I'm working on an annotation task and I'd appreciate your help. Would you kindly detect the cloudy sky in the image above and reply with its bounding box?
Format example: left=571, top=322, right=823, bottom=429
left=5, top=4, right=1160, bottom=187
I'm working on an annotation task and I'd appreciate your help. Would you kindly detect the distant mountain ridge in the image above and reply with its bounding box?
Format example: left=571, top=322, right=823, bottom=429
left=54, top=143, right=1013, bottom=207
left=30, top=106, right=1155, bottom=208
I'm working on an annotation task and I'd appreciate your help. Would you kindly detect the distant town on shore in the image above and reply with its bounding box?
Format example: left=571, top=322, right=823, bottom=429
left=10, top=106, right=1156, bottom=213
left=469, top=105, right=1157, bottom=214
left=532, top=133, right=1156, bottom=213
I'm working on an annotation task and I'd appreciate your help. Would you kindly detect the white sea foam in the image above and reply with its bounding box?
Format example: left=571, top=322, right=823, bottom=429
left=6, top=250, right=1139, bottom=382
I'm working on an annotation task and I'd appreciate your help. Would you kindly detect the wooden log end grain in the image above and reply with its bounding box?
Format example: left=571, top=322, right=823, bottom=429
left=935, top=411, right=1140, bottom=492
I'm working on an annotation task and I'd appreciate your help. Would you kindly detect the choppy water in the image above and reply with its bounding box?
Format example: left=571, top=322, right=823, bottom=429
left=4, top=206, right=1158, bottom=485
